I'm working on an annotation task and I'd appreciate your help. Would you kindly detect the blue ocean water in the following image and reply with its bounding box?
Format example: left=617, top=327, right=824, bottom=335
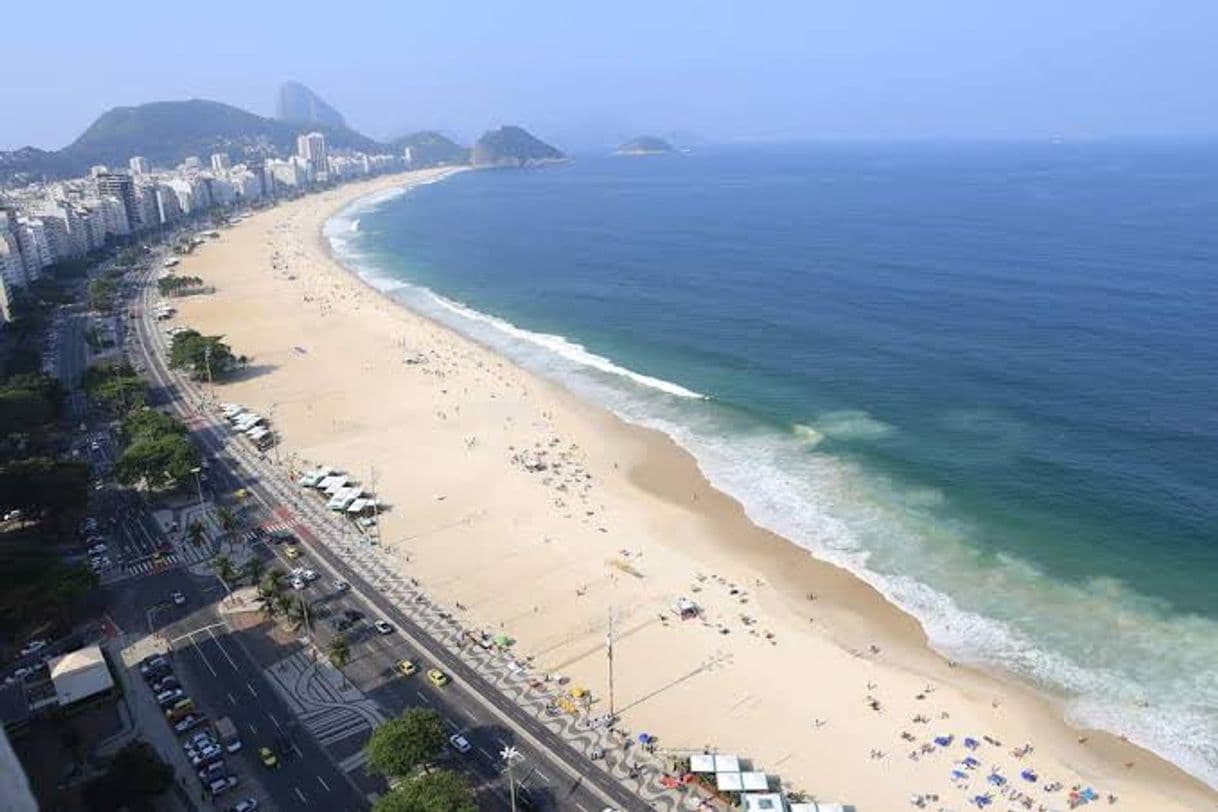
left=325, top=142, right=1218, bottom=785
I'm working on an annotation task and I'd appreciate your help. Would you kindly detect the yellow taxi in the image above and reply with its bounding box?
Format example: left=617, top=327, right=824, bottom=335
left=259, top=746, right=278, bottom=768
left=427, top=669, right=449, bottom=688
left=396, top=659, right=417, bottom=677
left=283, top=545, right=300, bottom=559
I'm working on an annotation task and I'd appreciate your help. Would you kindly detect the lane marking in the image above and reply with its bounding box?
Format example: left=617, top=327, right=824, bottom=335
left=189, top=638, right=217, bottom=677
left=317, top=776, right=330, bottom=792
left=227, top=692, right=236, bottom=705
left=269, top=713, right=283, bottom=730
left=208, top=627, right=241, bottom=672
left=415, top=691, right=432, bottom=705
left=294, top=787, right=307, bottom=803
left=247, top=682, right=258, bottom=697
left=248, top=722, right=258, bottom=735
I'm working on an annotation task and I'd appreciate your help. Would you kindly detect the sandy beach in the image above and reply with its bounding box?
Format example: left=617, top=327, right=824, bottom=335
left=168, top=169, right=1215, bottom=811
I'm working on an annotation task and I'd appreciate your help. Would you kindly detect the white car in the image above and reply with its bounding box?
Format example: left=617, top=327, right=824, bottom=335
left=19, top=640, right=48, bottom=657
left=373, top=619, right=393, bottom=635
left=290, top=577, right=306, bottom=591
left=301, top=569, right=318, bottom=582
left=88, top=543, right=108, bottom=555
left=448, top=733, right=472, bottom=754
left=171, top=591, right=186, bottom=606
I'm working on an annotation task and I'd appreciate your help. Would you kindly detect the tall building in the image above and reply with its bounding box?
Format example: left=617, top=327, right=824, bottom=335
left=210, top=152, right=231, bottom=172
left=129, top=155, right=150, bottom=174
left=94, top=173, right=138, bottom=235
left=296, top=132, right=328, bottom=179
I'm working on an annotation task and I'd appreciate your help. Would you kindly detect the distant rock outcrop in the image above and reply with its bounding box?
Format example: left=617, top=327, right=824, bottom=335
left=389, top=131, right=470, bottom=168
left=471, top=126, right=566, bottom=168
left=615, top=135, right=676, bottom=155
left=275, top=81, right=347, bottom=128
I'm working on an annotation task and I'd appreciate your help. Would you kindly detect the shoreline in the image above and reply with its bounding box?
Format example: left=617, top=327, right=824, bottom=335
left=172, top=169, right=1215, bottom=809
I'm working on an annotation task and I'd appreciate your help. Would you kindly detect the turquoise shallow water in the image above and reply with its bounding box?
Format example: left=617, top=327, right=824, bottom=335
left=326, top=142, right=1218, bottom=785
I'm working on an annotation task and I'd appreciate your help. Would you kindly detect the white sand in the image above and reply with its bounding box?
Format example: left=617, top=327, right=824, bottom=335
left=169, top=170, right=1215, bottom=810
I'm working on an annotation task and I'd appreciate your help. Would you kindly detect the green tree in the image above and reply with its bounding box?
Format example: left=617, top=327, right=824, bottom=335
left=372, top=769, right=477, bottom=812
left=212, top=554, right=237, bottom=589
left=186, top=520, right=206, bottom=547
left=281, top=595, right=306, bottom=631
left=327, top=634, right=350, bottom=670
left=0, top=457, right=89, bottom=521
left=243, top=555, right=265, bottom=585
left=87, top=277, right=119, bottom=312
left=0, top=373, right=65, bottom=437
left=82, top=739, right=173, bottom=812
left=365, top=709, right=448, bottom=779
left=216, top=505, right=238, bottom=551
left=168, top=329, right=237, bottom=381
left=81, top=363, right=147, bottom=416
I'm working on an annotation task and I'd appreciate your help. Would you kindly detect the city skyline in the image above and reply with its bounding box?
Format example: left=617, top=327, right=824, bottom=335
left=4, top=1, right=1218, bottom=151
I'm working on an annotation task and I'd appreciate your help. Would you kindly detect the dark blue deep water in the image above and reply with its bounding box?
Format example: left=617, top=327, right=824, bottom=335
left=327, top=142, right=1218, bottom=783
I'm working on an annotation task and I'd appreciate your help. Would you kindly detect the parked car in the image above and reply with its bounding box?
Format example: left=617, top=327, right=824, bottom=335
left=229, top=799, right=259, bottom=812
left=449, top=733, right=472, bottom=754
left=151, top=676, right=180, bottom=693
left=373, top=619, right=393, bottom=635
left=18, top=640, right=47, bottom=657
left=197, top=761, right=227, bottom=782
left=173, top=714, right=204, bottom=733
left=206, top=775, right=238, bottom=798
left=171, top=591, right=186, bottom=606
left=155, top=688, right=184, bottom=705
left=332, top=580, right=350, bottom=593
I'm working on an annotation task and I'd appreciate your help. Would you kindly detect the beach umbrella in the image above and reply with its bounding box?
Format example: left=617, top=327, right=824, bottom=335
left=493, top=633, right=513, bottom=647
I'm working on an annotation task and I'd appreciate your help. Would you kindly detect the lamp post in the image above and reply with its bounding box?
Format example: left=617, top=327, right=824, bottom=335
left=500, top=746, right=521, bottom=812
left=190, top=466, right=204, bottom=511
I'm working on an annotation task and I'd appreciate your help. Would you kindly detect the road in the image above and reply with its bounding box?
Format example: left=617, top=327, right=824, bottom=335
left=126, top=245, right=661, bottom=811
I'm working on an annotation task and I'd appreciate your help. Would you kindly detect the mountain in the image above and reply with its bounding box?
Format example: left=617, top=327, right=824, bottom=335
left=615, top=135, right=676, bottom=155
left=471, top=126, right=566, bottom=168
left=0, top=99, right=385, bottom=183
left=276, top=81, right=346, bottom=128
left=388, top=131, right=470, bottom=168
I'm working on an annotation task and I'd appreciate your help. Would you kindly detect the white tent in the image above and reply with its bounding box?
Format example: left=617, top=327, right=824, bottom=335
left=689, top=754, right=716, bottom=773
left=741, top=772, right=769, bottom=791
left=713, top=754, right=741, bottom=773
left=742, top=795, right=785, bottom=811
left=716, top=772, right=744, bottom=792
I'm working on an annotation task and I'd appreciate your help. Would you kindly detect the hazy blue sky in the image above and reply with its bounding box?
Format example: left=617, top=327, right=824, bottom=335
left=4, top=1, right=1217, bottom=150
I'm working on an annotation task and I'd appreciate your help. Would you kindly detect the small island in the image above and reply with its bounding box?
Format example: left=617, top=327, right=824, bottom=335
left=615, top=135, right=676, bottom=156
left=471, top=125, right=566, bottom=168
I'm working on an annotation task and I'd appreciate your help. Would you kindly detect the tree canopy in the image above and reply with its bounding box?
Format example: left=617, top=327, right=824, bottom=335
left=157, top=274, right=205, bottom=297
left=113, top=408, right=198, bottom=488
left=0, top=456, right=89, bottom=519
left=0, top=373, right=65, bottom=438
left=365, top=708, right=448, bottom=779
left=87, top=277, right=119, bottom=312
left=372, top=769, right=477, bottom=812
left=168, top=329, right=237, bottom=380
left=81, top=363, right=147, bottom=416
left=82, top=740, right=173, bottom=812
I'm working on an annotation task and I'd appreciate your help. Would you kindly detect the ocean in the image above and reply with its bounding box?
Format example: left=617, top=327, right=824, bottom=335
left=325, top=141, right=1218, bottom=786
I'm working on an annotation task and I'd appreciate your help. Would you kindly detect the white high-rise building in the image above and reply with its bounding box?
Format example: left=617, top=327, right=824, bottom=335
left=210, top=152, right=231, bottom=172
left=296, top=132, right=328, bottom=179
left=129, top=156, right=150, bottom=174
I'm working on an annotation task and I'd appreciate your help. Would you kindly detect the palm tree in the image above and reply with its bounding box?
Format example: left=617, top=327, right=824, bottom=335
left=243, top=556, right=265, bottom=585
left=186, top=519, right=206, bottom=547
left=216, top=506, right=238, bottom=552
left=279, top=594, right=302, bottom=630
left=327, top=634, right=350, bottom=671
left=212, top=555, right=237, bottom=596
left=259, top=568, right=285, bottom=598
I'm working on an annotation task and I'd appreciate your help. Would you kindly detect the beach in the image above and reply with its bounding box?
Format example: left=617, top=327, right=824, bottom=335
left=169, top=168, right=1215, bottom=810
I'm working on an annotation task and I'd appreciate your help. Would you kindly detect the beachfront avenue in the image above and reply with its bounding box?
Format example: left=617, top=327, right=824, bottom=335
left=121, top=215, right=654, bottom=810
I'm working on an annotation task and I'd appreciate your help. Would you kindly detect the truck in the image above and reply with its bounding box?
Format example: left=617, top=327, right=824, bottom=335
left=214, top=717, right=241, bottom=753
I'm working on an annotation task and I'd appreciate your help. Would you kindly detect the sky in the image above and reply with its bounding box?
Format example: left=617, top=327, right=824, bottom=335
left=4, top=0, right=1218, bottom=151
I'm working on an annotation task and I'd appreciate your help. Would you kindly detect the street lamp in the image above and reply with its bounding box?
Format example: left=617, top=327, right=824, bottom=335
left=500, top=746, right=521, bottom=812
left=190, top=466, right=204, bottom=511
